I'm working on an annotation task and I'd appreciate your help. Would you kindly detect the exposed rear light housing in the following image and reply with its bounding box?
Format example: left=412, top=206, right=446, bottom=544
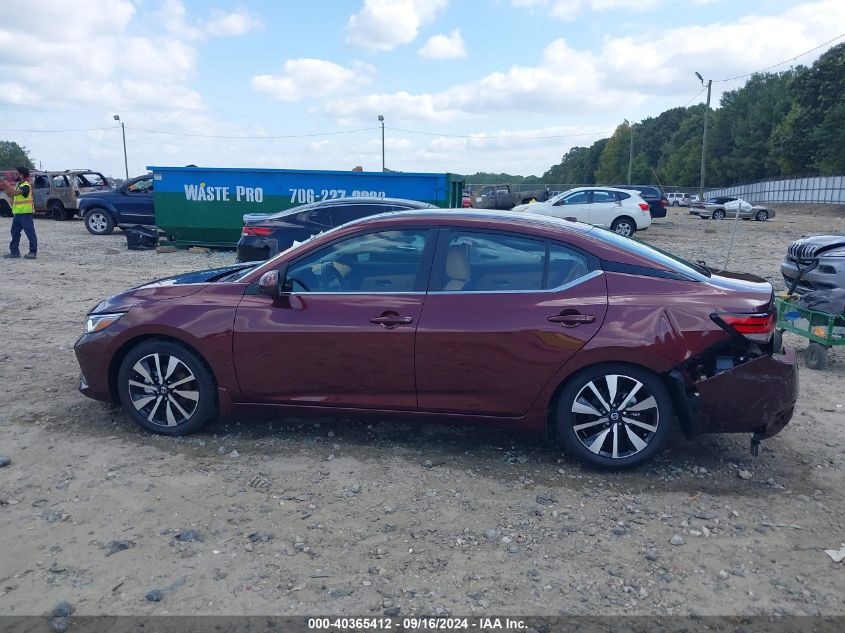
left=242, top=226, right=273, bottom=237
left=711, top=312, right=775, bottom=343
left=660, top=199, right=667, bottom=208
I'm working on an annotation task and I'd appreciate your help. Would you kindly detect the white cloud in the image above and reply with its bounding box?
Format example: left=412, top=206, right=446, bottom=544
left=346, top=0, right=449, bottom=51
left=326, top=0, right=845, bottom=123
left=205, top=8, right=264, bottom=37
left=252, top=59, right=375, bottom=102
left=513, top=0, right=665, bottom=20
left=418, top=29, right=467, bottom=59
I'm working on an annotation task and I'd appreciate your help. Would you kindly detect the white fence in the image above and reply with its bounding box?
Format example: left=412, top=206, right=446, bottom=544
left=706, top=175, right=845, bottom=205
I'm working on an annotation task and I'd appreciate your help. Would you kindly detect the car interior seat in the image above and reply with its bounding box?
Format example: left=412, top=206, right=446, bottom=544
left=444, top=245, right=470, bottom=291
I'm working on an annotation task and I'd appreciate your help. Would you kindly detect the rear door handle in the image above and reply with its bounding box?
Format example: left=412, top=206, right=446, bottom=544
left=548, top=313, right=595, bottom=326
left=370, top=315, right=414, bottom=327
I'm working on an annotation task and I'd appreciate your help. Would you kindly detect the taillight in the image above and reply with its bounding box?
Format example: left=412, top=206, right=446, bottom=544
left=711, top=312, right=775, bottom=343
left=242, top=226, right=273, bottom=237
left=660, top=199, right=666, bottom=208
left=638, top=202, right=649, bottom=211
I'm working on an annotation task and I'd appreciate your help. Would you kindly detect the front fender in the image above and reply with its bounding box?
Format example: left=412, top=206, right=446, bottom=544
left=79, top=198, right=119, bottom=219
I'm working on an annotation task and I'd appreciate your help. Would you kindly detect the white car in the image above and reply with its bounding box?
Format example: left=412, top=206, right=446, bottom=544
left=513, top=187, right=652, bottom=237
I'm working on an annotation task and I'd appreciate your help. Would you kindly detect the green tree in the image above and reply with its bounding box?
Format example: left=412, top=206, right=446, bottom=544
left=595, top=122, right=633, bottom=184
left=0, top=140, right=35, bottom=170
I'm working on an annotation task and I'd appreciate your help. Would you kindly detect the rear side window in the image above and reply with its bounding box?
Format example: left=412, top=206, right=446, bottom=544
left=615, top=192, right=630, bottom=201
left=592, top=191, right=616, bottom=203
left=438, top=230, right=595, bottom=292
left=326, top=205, right=380, bottom=227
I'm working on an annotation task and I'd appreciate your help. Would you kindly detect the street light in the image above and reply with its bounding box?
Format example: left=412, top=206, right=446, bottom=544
left=694, top=72, right=713, bottom=202
left=114, top=114, right=128, bottom=180
left=378, top=114, right=385, bottom=172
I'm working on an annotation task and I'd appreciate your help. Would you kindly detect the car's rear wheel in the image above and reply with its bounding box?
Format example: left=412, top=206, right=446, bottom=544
left=712, top=209, right=726, bottom=220
left=555, top=364, right=673, bottom=469
left=755, top=210, right=769, bottom=221
left=805, top=342, right=829, bottom=371
left=85, top=209, right=115, bottom=235
left=672, top=200, right=679, bottom=206
left=610, top=216, right=636, bottom=238
left=117, top=339, right=217, bottom=435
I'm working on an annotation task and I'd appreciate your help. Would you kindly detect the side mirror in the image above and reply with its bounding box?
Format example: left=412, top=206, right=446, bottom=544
left=258, top=264, right=288, bottom=297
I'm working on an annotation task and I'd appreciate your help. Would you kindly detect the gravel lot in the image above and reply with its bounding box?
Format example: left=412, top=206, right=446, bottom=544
left=0, top=207, right=843, bottom=618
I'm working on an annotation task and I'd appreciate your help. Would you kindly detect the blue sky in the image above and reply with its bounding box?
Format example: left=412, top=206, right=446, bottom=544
left=0, top=0, right=842, bottom=179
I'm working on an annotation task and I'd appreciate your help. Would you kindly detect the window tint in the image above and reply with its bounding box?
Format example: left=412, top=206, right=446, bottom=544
left=326, top=205, right=379, bottom=227
left=592, top=191, right=616, bottom=204
left=548, top=243, right=591, bottom=288
left=616, top=191, right=630, bottom=201
left=562, top=191, right=589, bottom=205
left=443, top=232, right=545, bottom=292
left=286, top=229, right=429, bottom=293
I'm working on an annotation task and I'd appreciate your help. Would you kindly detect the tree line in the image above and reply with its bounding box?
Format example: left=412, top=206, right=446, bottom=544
left=465, top=42, right=845, bottom=188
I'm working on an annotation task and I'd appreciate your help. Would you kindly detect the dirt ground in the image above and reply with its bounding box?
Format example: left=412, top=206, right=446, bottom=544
left=0, top=206, right=843, bottom=618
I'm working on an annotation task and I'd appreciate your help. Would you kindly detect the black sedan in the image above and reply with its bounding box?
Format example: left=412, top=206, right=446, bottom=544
left=237, top=197, right=437, bottom=262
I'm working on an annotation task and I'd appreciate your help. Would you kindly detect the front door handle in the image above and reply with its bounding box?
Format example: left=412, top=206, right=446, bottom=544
left=370, top=314, right=414, bottom=328
left=548, top=312, right=595, bottom=326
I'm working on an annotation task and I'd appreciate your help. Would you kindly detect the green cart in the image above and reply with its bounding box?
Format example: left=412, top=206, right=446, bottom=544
left=775, top=294, right=845, bottom=370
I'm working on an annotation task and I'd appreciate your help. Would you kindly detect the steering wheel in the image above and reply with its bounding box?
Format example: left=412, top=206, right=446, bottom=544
left=321, top=262, right=346, bottom=290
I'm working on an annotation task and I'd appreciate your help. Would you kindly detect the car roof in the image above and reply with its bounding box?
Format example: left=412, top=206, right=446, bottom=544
left=344, top=208, right=595, bottom=235
left=564, top=186, right=640, bottom=194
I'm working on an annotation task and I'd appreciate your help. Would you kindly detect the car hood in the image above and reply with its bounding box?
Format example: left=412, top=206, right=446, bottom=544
left=787, top=234, right=845, bottom=260
left=91, top=262, right=255, bottom=313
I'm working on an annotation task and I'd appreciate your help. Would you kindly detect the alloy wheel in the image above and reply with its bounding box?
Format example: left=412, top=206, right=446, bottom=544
left=88, top=213, right=109, bottom=233
left=613, top=221, right=634, bottom=237
left=570, top=373, right=659, bottom=459
left=126, top=352, right=200, bottom=427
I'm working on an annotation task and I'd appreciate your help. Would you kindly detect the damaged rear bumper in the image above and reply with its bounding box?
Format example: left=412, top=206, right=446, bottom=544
left=674, top=349, right=798, bottom=439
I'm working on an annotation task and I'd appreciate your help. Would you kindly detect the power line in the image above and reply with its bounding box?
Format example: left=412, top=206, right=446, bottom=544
left=386, top=126, right=614, bottom=140
left=681, top=87, right=706, bottom=108
left=713, top=32, right=845, bottom=83
left=126, top=126, right=381, bottom=139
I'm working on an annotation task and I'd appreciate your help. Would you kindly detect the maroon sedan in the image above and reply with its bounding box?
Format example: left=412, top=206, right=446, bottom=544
left=75, top=210, right=798, bottom=469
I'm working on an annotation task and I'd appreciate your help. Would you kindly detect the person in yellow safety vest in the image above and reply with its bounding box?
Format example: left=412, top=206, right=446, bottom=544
left=2, top=166, right=37, bottom=259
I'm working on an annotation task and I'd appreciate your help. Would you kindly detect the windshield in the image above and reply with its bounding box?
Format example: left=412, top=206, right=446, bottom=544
left=588, top=228, right=711, bottom=278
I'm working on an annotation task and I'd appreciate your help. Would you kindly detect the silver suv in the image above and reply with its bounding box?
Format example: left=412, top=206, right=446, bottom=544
left=781, top=234, right=845, bottom=293
left=666, top=192, right=691, bottom=206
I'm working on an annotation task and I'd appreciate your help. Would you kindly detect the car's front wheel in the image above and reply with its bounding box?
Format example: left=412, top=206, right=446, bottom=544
left=610, top=216, right=636, bottom=238
left=754, top=210, right=769, bottom=221
left=117, top=339, right=217, bottom=435
left=84, top=209, right=116, bottom=235
left=712, top=209, right=726, bottom=220
left=555, top=364, right=673, bottom=469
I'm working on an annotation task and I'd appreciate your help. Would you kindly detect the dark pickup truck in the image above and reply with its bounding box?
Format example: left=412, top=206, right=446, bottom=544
left=469, top=184, right=550, bottom=210
left=78, top=174, right=155, bottom=235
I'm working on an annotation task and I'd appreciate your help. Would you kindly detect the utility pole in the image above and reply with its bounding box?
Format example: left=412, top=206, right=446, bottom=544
left=378, top=114, right=385, bottom=172
left=114, top=114, right=128, bottom=179
left=627, top=121, right=634, bottom=186
left=695, top=73, right=712, bottom=201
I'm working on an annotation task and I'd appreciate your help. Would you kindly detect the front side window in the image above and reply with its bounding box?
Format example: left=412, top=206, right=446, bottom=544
left=285, top=229, right=429, bottom=293
left=562, top=191, right=590, bottom=205
left=128, top=177, right=153, bottom=193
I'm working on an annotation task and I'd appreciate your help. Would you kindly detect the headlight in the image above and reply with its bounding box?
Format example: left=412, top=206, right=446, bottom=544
left=84, top=312, right=125, bottom=334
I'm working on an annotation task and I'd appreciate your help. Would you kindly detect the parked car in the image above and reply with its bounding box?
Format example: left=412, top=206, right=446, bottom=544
left=513, top=187, right=651, bottom=237
left=610, top=184, right=667, bottom=218
left=237, top=197, right=437, bottom=262
left=781, top=234, right=845, bottom=293
left=692, top=197, right=774, bottom=221
left=78, top=173, right=155, bottom=235
left=13, top=169, right=112, bottom=220
left=666, top=192, right=691, bottom=206
left=74, top=209, right=797, bottom=470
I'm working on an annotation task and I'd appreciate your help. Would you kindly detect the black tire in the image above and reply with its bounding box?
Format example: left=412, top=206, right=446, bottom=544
left=84, top=209, right=116, bottom=235
left=610, top=216, right=636, bottom=238
left=49, top=200, right=67, bottom=221
left=672, top=201, right=679, bottom=207
left=117, top=339, right=217, bottom=435
left=712, top=209, right=726, bottom=220
left=0, top=200, right=11, bottom=217
left=754, top=209, right=769, bottom=221
left=555, top=363, right=673, bottom=469
left=805, top=342, right=829, bottom=371
left=773, top=329, right=784, bottom=354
